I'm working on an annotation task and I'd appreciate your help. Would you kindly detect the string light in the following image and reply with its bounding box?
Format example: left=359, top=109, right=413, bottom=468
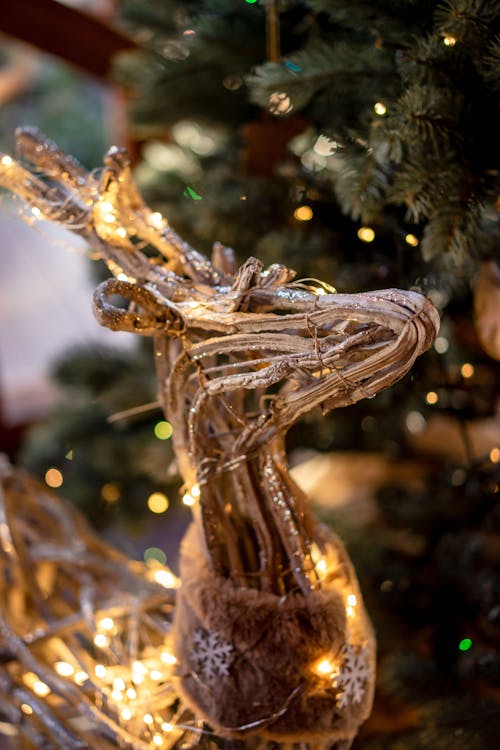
left=373, top=102, right=387, bottom=116
left=144, top=547, right=167, bottom=565
left=154, top=421, right=173, bottom=440
left=133, top=661, right=147, bottom=675
left=147, top=492, right=169, bottom=514
left=31, top=207, right=42, bottom=218
left=21, top=704, right=33, bottom=715
left=55, top=661, right=75, bottom=677
left=314, top=658, right=336, bottom=676
left=434, top=337, right=449, bottom=354
left=1, top=155, right=13, bottom=166
left=459, top=638, right=472, bottom=651
left=191, top=484, right=201, bottom=499
left=33, top=681, right=51, bottom=697
left=95, top=664, right=107, bottom=678
left=405, top=233, right=419, bottom=247
left=406, top=411, right=426, bottom=434
left=74, top=671, right=88, bottom=685
left=461, top=363, right=474, bottom=378
left=490, top=448, right=500, bottom=464
left=45, top=468, right=63, bottom=488
left=153, top=735, right=163, bottom=747
left=182, top=491, right=196, bottom=507
left=443, top=35, right=457, bottom=46
left=294, top=205, right=313, bottom=221
left=150, top=212, right=165, bottom=229
left=316, top=559, right=327, bottom=574
left=153, top=569, right=179, bottom=588
left=346, top=594, right=357, bottom=618
left=144, top=714, right=154, bottom=725
left=99, top=617, right=115, bottom=631
left=357, top=226, right=375, bottom=243
left=94, top=633, right=109, bottom=648
left=426, top=391, right=439, bottom=405
left=161, top=722, right=174, bottom=732
left=101, top=484, right=120, bottom=505
left=121, top=708, right=132, bottom=721
left=161, top=651, right=177, bottom=665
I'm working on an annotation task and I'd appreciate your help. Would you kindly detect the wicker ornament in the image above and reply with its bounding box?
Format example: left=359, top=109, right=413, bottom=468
left=0, top=130, right=440, bottom=749
left=474, top=259, right=500, bottom=361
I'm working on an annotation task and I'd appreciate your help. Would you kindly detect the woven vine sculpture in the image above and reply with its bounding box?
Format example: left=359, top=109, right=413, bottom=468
left=0, top=129, right=439, bottom=749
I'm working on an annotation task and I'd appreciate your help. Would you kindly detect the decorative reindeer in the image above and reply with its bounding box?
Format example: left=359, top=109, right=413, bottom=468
left=0, top=129, right=439, bottom=749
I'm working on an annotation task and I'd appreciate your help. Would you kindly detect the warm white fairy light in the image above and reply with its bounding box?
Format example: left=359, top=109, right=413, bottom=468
left=33, top=680, right=51, bottom=697
left=94, top=633, right=110, bottom=648
left=150, top=211, right=165, bottom=229
left=99, top=617, right=115, bottom=631
left=74, top=671, right=88, bottom=685
left=314, top=657, right=337, bottom=676
left=1, top=154, right=13, bottom=166
left=161, top=722, right=174, bottom=732
left=95, top=664, right=107, bottom=679
left=182, top=491, right=196, bottom=507
left=358, top=226, right=375, bottom=243
left=121, top=708, right=132, bottom=721
left=150, top=669, right=163, bottom=680
left=126, top=687, right=137, bottom=699
left=153, top=735, right=163, bottom=746
left=55, top=661, right=75, bottom=677
left=21, top=703, right=33, bottom=715
left=133, top=661, right=147, bottom=675
left=191, top=484, right=201, bottom=499
left=405, top=233, right=419, bottom=247
left=153, top=568, right=179, bottom=588
left=347, top=594, right=357, bottom=607
left=112, top=689, right=124, bottom=701
left=113, top=677, right=126, bottom=691
left=316, top=558, right=327, bottom=574
left=161, top=651, right=177, bottom=665
left=461, top=363, right=474, bottom=378
left=144, top=713, right=154, bottom=725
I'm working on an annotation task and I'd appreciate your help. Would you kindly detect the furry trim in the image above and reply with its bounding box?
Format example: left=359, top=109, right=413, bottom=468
left=172, top=523, right=375, bottom=743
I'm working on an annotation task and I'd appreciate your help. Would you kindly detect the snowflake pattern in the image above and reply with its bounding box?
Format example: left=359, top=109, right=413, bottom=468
left=191, top=628, right=234, bottom=681
left=335, top=643, right=372, bottom=709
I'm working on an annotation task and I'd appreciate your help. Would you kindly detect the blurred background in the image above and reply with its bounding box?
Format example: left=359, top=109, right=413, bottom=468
left=0, top=1, right=499, bottom=747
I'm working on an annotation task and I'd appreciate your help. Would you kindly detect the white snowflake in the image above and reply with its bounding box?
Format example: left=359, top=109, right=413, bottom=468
left=191, top=628, right=234, bottom=681
left=335, top=643, right=373, bottom=709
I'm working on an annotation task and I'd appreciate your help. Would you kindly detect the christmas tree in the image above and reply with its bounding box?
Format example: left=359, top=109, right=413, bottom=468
left=0, top=0, right=499, bottom=748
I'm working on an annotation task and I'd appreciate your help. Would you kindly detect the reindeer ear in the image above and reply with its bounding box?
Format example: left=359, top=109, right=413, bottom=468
left=211, top=241, right=237, bottom=277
